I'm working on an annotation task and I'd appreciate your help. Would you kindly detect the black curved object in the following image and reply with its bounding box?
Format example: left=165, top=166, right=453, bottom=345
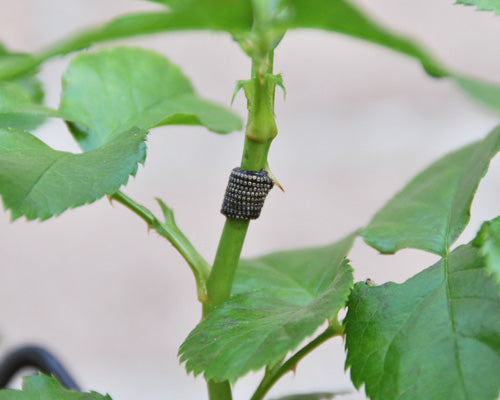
left=0, top=345, right=80, bottom=390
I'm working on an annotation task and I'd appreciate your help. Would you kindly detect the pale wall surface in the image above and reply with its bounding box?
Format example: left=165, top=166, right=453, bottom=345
left=0, top=1, right=500, bottom=399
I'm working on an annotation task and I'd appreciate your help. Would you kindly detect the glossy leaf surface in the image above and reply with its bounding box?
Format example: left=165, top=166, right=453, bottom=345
left=60, top=47, right=241, bottom=151
left=0, top=374, right=111, bottom=400
left=455, top=0, right=500, bottom=14
left=0, top=127, right=147, bottom=221
left=345, top=244, right=500, bottom=400
left=474, top=216, right=500, bottom=283
left=362, top=126, right=500, bottom=256
left=179, top=234, right=355, bottom=381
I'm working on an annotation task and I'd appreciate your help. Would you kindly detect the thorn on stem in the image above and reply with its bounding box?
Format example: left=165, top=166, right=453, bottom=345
left=264, top=162, right=285, bottom=192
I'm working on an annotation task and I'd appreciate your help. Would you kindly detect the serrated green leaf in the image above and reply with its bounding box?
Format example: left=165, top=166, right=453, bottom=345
left=361, top=125, right=500, bottom=256
left=0, top=45, right=44, bottom=130
left=474, top=216, right=500, bottom=283
left=179, top=234, right=355, bottom=382
left=0, top=126, right=147, bottom=221
left=60, top=47, right=241, bottom=151
left=0, top=373, right=112, bottom=400
left=345, top=244, right=500, bottom=400
left=456, top=0, right=500, bottom=14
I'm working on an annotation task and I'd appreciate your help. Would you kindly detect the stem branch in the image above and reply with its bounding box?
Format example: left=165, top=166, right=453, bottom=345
left=203, top=41, right=278, bottom=399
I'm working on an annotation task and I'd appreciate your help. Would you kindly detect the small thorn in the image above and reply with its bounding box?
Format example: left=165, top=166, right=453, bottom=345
left=264, top=162, right=285, bottom=192
left=147, top=224, right=152, bottom=234
left=107, top=195, right=114, bottom=206
left=290, top=363, right=297, bottom=375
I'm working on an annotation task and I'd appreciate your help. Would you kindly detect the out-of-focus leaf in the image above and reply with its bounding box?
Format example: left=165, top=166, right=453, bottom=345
left=1, top=1, right=500, bottom=114
left=454, top=76, right=500, bottom=111
left=474, top=216, right=500, bottom=283
left=60, top=47, right=242, bottom=151
left=455, top=0, right=500, bottom=14
left=0, top=5, right=253, bottom=80
left=0, top=374, right=112, bottom=400
left=141, top=0, right=253, bottom=31
left=361, top=125, right=500, bottom=256
left=0, top=126, right=147, bottom=221
left=0, top=45, right=44, bottom=130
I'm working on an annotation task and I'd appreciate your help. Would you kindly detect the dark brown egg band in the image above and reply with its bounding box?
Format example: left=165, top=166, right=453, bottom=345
left=221, top=168, right=274, bottom=220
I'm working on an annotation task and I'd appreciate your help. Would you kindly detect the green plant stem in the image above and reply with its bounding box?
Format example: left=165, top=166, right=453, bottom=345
left=250, top=324, right=343, bottom=400
left=203, top=47, right=277, bottom=400
left=110, top=190, right=210, bottom=302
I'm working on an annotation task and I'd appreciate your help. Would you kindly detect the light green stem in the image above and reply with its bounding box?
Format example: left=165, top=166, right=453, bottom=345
left=110, top=191, right=210, bottom=302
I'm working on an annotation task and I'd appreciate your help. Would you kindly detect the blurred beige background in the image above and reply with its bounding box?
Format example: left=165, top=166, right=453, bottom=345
left=1, top=1, right=500, bottom=399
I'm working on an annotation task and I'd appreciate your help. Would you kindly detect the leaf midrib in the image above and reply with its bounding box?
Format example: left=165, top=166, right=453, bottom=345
left=443, top=254, right=469, bottom=399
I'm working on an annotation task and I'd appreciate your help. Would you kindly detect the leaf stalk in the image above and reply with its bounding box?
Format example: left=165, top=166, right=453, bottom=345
left=110, top=191, right=210, bottom=303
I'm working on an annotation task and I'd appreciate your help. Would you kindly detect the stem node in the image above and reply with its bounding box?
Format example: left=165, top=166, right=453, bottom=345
left=203, top=44, right=279, bottom=400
